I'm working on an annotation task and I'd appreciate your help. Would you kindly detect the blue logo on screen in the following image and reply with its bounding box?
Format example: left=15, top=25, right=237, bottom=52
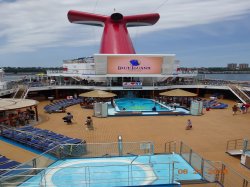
left=130, top=59, right=140, bottom=66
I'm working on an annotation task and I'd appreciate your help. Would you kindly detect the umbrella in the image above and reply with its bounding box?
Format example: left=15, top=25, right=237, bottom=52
left=79, top=90, right=116, bottom=98
left=159, top=89, right=197, bottom=97
left=0, top=98, right=39, bottom=111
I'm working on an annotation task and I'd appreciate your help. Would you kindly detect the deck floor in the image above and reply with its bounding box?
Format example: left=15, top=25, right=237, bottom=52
left=1, top=98, right=250, bottom=182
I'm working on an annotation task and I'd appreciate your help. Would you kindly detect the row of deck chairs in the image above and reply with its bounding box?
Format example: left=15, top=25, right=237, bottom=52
left=0, top=126, right=85, bottom=153
left=44, top=98, right=83, bottom=113
left=0, top=154, right=31, bottom=178
left=204, top=99, right=228, bottom=109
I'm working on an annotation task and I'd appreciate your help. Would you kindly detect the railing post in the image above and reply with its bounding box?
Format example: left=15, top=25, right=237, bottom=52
left=84, top=166, right=87, bottom=186
left=243, top=179, right=248, bottom=187
left=58, top=145, right=64, bottom=159
left=128, top=165, right=131, bottom=186
left=173, top=141, right=176, bottom=153
left=180, top=141, right=183, bottom=156
left=171, top=162, right=175, bottom=183
left=189, top=149, right=193, bottom=164
left=118, top=135, right=123, bottom=156
left=243, top=139, right=248, bottom=153
left=86, top=166, right=91, bottom=187
left=32, top=158, right=37, bottom=173
left=151, top=143, right=154, bottom=155
left=226, top=140, right=229, bottom=151
left=201, top=158, right=204, bottom=178
left=220, top=164, right=225, bottom=185
left=39, top=169, right=47, bottom=187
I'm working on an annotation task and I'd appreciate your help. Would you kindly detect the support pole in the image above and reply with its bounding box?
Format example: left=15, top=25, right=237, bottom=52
left=34, top=105, right=38, bottom=122
left=243, top=139, right=248, bottom=153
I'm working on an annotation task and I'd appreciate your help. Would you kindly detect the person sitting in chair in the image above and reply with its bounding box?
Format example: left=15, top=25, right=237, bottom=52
left=63, top=112, right=73, bottom=125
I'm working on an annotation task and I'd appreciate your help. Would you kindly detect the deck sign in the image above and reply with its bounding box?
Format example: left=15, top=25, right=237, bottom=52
left=123, top=82, right=142, bottom=89
left=107, top=56, right=163, bottom=74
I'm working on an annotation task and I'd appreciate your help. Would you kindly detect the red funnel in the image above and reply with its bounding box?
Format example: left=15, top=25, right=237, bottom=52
left=68, top=10, right=160, bottom=54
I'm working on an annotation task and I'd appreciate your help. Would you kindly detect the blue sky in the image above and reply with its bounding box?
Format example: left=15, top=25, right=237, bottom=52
left=0, top=0, right=250, bottom=67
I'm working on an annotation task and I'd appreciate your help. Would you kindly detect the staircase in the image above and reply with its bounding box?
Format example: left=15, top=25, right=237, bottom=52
left=244, top=90, right=250, bottom=98
left=12, top=85, right=30, bottom=99
left=72, top=76, right=83, bottom=81
left=228, top=85, right=250, bottom=104
left=158, top=76, right=174, bottom=83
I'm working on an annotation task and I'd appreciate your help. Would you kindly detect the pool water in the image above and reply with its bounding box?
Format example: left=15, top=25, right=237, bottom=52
left=21, top=154, right=202, bottom=187
left=115, top=98, right=172, bottom=112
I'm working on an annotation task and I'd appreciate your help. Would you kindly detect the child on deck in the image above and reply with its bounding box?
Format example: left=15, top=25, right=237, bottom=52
left=186, top=119, right=192, bottom=130
left=85, top=116, right=94, bottom=130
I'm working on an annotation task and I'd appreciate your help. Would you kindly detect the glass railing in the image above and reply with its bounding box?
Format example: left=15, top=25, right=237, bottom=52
left=0, top=140, right=249, bottom=187
left=25, top=79, right=250, bottom=88
left=162, top=140, right=250, bottom=187
left=1, top=161, right=179, bottom=186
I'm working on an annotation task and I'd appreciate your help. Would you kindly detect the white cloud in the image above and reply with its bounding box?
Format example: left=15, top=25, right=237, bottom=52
left=0, top=0, right=250, bottom=54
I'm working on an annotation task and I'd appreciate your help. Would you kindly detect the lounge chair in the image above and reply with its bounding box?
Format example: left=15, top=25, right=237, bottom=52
left=0, top=156, right=10, bottom=164
left=0, top=161, right=20, bottom=175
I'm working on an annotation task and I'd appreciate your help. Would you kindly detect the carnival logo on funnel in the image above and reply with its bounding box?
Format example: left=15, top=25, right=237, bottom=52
left=107, top=56, right=163, bottom=74
left=130, top=59, right=140, bottom=66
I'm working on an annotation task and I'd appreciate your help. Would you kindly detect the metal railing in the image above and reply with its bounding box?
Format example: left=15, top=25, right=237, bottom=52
left=11, top=84, right=29, bottom=99
left=226, top=139, right=244, bottom=152
left=228, top=85, right=250, bottom=104
left=209, top=161, right=249, bottom=187
left=0, top=141, right=155, bottom=187
left=0, top=161, right=178, bottom=187
left=0, top=140, right=249, bottom=187
left=12, top=87, right=19, bottom=99
left=180, top=142, right=250, bottom=187
left=162, top=140, right=250, bottom=187
left=164, top=140, right=177, bottom=153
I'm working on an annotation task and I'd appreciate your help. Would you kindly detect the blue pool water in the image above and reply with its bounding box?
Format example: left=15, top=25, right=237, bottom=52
left=115, top=98, right=172, bottom=112
left=114, top=98, right=190, bottom=115
left=21, top=154, right=202, bottom=187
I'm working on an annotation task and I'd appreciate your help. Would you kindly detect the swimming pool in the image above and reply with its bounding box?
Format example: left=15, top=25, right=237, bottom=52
left=115, top=98, right=172, bottom=112
left=111, top=98, right=190, bottom=115
left=21, top=154, right=202, bottom=186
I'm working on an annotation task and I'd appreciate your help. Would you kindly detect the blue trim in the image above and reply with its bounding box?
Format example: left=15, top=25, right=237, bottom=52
left=108, top=112, right=189, bottom=117
left=119, top=184, right=181, bottom=187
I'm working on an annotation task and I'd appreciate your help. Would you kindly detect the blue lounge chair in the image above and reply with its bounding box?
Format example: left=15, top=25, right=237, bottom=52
left=0, top=156, right=10, bottom=164
left=0, top=161, right=20, bottom=175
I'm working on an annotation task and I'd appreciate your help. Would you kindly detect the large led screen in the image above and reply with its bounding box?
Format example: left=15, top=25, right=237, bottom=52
left=107, top=56, right=163, bottom=74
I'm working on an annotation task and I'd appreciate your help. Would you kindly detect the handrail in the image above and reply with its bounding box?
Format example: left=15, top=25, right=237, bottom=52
left=220, top=162, right=250, bottom=186
left=1, top=138, right=249, bottom=187
left=228, top=85, right=250, bottom=104
left=0, top=161, right=178, bottom=186
left=23, top=79, right=250, bottom=89
left=226, top=138, right=244, bottom=151
left=164, top=140, right=177, bottom=153
left=130, top=155, right=139, bottom=186
left=22, top=85, right=30, bottom=99
left=130, top=155, right=139, bottom=165
left=12, top=87, right=19, bottom=99
left=179, top=141, right=250, bottom=186
left=236, top=85, right=250, bottom=102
